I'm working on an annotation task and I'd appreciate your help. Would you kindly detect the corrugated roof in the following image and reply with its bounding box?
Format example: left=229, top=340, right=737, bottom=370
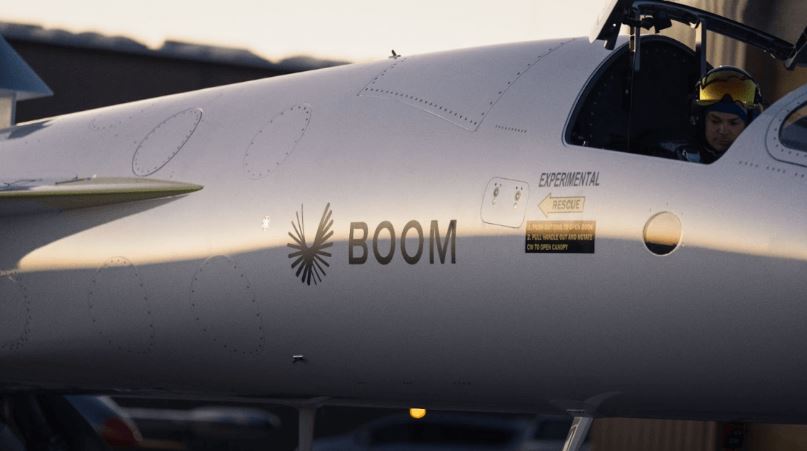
left=0, top=22, right=348, bottom=72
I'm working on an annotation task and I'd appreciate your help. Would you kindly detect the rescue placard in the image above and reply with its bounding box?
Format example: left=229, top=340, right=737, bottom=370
left=525, top=221, right=596, bottom=253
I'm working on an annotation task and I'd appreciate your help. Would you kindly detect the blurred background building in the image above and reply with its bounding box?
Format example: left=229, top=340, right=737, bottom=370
left=0, top=22, right=346, bottom=123
left=662, top=0, right=806, bottom=104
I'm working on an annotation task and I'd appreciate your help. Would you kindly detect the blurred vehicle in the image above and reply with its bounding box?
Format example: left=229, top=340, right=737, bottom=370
left=66, top=395, right=143, bottom=448
left=313, top=413, right=585, bottom=451
left=124, top=404, right=280, bottom=450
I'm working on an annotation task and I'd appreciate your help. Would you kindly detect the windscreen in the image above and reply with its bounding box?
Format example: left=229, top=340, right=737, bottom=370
left=672, top=0, right=805, bottom=44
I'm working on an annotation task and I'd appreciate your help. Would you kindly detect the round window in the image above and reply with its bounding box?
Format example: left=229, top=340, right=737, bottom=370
left=644, top=212, right=682, bottom=255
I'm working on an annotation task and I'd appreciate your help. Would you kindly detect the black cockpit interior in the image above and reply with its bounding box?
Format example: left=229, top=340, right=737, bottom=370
left=567, top=35, right=701, bottom=156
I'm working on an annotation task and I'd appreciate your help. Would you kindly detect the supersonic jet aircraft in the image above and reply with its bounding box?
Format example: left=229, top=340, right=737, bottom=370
left=0, top=0, right=806, bottom=449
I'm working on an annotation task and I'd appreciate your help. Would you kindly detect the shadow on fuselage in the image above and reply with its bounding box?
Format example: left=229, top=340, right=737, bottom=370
left=0, top=197, right=181, bottom=272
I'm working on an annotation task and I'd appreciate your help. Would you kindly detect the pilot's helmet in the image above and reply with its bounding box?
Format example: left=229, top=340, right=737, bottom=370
left=693, top=66, right=763, bottom=124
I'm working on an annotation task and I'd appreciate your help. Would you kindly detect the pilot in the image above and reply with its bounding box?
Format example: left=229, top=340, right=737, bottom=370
left=657, top=66, right=763, bottom=163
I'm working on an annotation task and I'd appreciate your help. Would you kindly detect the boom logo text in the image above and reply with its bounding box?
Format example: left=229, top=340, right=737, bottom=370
left=348, top=220, right=457, bottom=265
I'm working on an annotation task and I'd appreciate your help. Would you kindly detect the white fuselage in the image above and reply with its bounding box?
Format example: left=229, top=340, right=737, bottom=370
left=2, top=36, right=807, bottom=422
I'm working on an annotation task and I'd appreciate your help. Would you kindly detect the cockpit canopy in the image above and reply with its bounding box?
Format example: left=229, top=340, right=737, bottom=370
left=591, top=0, right=806, bottom=70
left=566, top=0, right=806, bottom=164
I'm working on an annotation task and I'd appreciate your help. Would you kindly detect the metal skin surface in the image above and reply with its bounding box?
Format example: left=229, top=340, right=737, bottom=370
left=1, top=35, right=807, bottom=424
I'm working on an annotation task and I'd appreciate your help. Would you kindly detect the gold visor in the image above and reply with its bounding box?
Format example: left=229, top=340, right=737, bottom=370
left=697, top=71, right=758, bottom=108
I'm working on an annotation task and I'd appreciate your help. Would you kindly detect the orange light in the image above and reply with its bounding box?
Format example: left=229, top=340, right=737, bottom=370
left=409, top=408, right=427, bottom=419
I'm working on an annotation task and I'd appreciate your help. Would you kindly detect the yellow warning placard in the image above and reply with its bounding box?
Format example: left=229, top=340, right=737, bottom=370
left=525, top=221, right=596, bottom=253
